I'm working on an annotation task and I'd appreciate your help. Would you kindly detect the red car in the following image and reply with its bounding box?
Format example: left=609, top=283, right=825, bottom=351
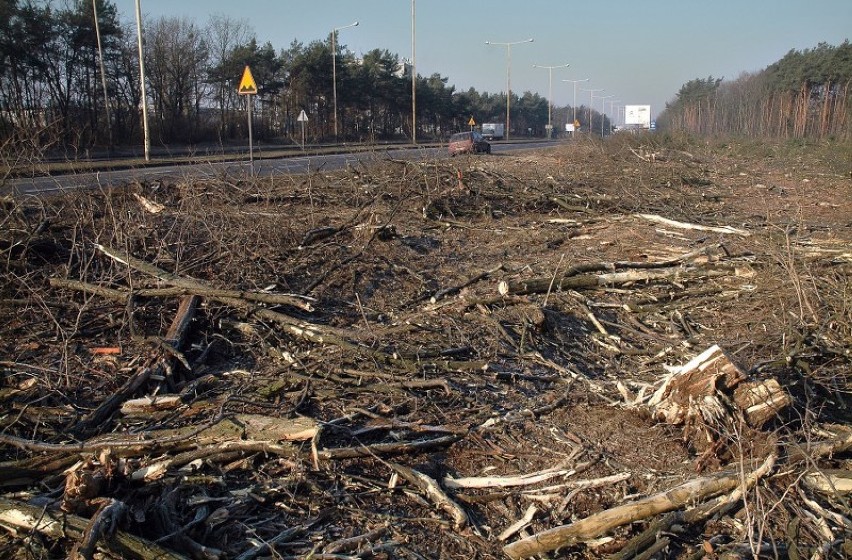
left=448, top=131, right=491, bottom=156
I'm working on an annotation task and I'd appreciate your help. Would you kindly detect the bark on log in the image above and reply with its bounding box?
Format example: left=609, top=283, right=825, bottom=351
left=0, top=454, right=79, bottom=490
left=503, top=455, right=775, bottom=559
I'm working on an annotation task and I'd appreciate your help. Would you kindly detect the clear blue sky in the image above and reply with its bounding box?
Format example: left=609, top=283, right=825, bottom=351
left=115, top=0, right=850, bottom=119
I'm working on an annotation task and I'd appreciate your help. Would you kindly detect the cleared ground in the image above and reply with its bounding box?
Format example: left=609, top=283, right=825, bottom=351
left=1, top=135, right=850, bottom=559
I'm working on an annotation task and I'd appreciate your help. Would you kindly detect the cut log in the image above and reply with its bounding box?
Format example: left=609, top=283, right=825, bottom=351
left=733, top=378, right=791, bottom=428
left=0, top=497, right=186, bottom=560
left=120, top=395, right=182, bottom=415
left=803, top=470, right=852, bottom=496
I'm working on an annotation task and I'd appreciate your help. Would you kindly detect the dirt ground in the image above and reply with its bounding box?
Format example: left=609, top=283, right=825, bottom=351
left=1, top=136, right=851, bottom=559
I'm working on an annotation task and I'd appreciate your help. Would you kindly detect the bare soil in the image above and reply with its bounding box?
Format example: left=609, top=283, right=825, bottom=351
left=1, top=136, right=851, bottom=559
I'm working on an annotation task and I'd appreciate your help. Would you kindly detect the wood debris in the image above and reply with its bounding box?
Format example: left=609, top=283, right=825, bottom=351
left=1, top=138, right=851, bottom=558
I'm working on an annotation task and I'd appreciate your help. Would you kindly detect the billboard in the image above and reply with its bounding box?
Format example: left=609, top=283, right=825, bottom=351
left=625, top=105, right=651, bottom=127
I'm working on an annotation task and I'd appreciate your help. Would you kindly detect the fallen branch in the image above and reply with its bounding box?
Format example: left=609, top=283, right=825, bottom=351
left=96, top=244, right=346, bottom=345
left=49, top=277, right=315, bottom=312
left=503, top=454, right=776, bottom=559
left=429, top=263, right=504, bottom=304
left=317, top=434, right=463, bottom=461
left=0, top=414, right=316, bottom=459
left=787, top=425, right=852, bottom=463
left=73, top=294, right=199, bottom=437
left=635, top=213, right=750, bottom=237
left=443, top=461, right=576, bottom=490
left=390, top=462, right=468, bottom=529
left=499, top=265, right=736, bottom=296
left=498, top=506, right=538, bottom=542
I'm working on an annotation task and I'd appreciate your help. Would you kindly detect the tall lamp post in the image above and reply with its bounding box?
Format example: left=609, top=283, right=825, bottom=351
left=134, top=0, right=149, bottom=161
left=562, top=77, right=589, bottom=134
left=532, top=62, right=569, bottom=138
left=608, top=99, right=621, bottom=133
left=332, top=20, right=358, bottom=142
left=485, top=38, right=533, bottom=141
left=581, top=88, right=604, bottom=134
left=600, top=95, right=614, bottom=136
left=411, top=0, right=416, bottom=144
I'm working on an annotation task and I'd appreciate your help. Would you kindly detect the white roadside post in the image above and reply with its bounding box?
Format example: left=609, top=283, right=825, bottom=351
left=297, top=109, right=309, bottom=150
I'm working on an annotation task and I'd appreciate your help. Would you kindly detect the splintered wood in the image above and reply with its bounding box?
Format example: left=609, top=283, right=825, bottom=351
left=644, top=345, right=790, bottom=460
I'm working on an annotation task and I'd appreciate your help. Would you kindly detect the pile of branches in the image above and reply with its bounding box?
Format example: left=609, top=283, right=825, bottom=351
left=1, top=139, right=851, bottom=559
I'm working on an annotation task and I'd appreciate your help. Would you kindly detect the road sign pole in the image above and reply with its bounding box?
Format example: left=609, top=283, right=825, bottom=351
left=247, top=94, right=253, bottom=169
left=238, top=65, right=258, bottom=171
left=301, top=121, right=305, bottom=150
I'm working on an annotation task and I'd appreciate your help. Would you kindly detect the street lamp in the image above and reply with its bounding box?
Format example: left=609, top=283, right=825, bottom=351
left=599, top=95, right=614, bottom=136
left=332, top=20, right=358, bottom=142
left=608, top=99, right=621, bottom=133
left=532, top=62, right=569, bottom=138
left=562, top=78, right=589, bottom=134
left=411, top=0, right=416, bottom=144
left=134, top=0, right=150, bottom=161
left=485, top=38, right=533, bottom=141
left=581, top=87, right=604, bottom=134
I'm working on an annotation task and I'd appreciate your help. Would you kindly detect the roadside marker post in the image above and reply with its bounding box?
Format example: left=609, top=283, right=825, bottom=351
left=238, top=65, right=258, bottom=168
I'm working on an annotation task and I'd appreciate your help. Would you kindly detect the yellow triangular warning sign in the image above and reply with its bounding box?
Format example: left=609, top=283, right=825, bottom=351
left=238, top=65, right=257, bottom=95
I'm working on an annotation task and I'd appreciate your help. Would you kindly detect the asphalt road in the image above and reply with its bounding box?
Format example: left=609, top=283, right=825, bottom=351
left=2, top=141, right=557, bottom=196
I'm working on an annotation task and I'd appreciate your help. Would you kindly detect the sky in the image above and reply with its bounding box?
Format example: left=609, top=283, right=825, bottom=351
left=113, top=0, right=851, bottom=120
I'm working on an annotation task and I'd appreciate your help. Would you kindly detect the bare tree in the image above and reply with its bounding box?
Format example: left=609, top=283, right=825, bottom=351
left=205, top=14, right=253, bottom=141
left=145, top=16, right=209, bottom=143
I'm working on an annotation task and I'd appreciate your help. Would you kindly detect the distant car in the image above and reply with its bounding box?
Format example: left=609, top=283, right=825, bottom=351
left=448, top=131, right=491, bottom=156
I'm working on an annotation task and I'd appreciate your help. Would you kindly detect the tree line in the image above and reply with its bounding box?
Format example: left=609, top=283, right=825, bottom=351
left=658, top=41, right=851, bottom=140
left=0, top=0, right=613, bottom=156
